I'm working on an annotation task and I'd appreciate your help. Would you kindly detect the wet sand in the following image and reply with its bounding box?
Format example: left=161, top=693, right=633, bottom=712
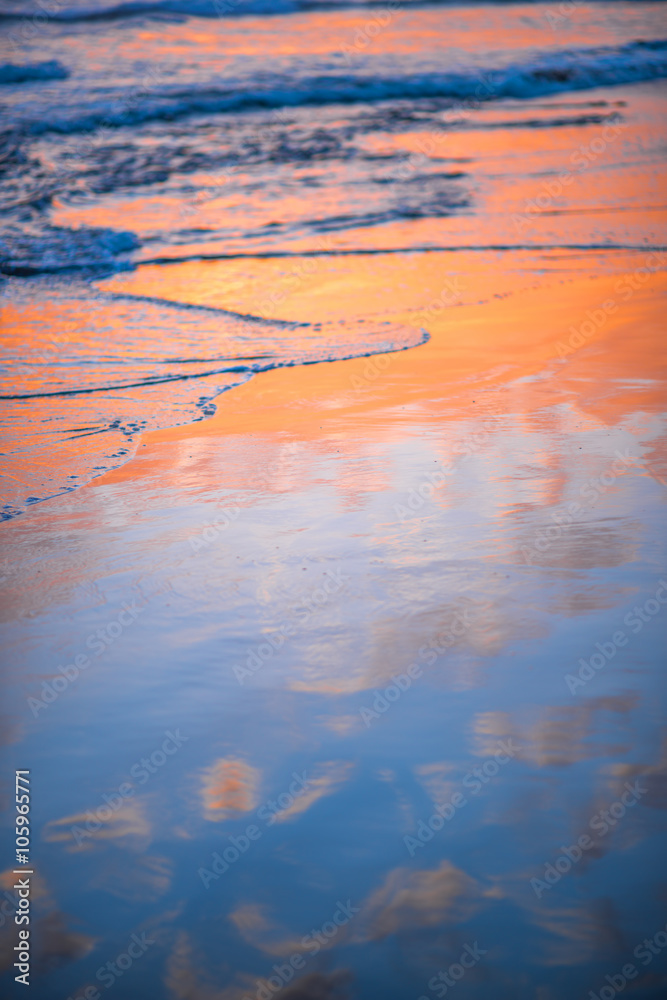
left=2, top=78, right=667, bottom=1000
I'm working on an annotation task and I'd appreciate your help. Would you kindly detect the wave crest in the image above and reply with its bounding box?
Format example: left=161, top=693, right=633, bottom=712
left=23, top=40, right=667, bottom=135
left=0, top=60, right=68, bottom=84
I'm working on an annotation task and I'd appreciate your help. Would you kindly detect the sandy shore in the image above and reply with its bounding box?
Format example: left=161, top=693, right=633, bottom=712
left=2, top=80, right=666, bottom=999
left=3, top=243, right=665, bottom=997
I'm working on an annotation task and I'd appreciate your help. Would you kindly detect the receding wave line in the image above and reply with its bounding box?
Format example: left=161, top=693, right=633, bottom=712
left=98, top=290, right=306, bottom=326
left=0, top=286, right=430, bottom=516
left=0, top=290, right=430, bottom=401
left=0, top=369, right=262, bottom=400
left=138, top=243, right=667, bottom=267
left=23, top=40, right=667, bottom=135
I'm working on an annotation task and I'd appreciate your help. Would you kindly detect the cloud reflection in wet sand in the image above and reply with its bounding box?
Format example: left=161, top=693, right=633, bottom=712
left=0, top=869, right=94, bottom=976
left=202, top=758, right=261, bottom=821
left=166, top=928, right=352, bottom=1000
left=1, top=4, right=665, bottom=990
left=472, top=697, right=638, bottom=768
left=271, top=763, right=354, bottom=824
left=356, top=860, right=488, bottom=941
left=43, top=798, right=152, bottom=853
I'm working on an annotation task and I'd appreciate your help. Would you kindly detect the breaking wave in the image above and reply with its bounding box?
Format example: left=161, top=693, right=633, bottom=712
left=0, top=60, right=68, bottom=84
left=20, top=40, right=667, bottom=135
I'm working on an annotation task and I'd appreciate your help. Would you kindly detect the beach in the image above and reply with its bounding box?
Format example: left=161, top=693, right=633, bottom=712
left=1, top=2, right=666, bottom=998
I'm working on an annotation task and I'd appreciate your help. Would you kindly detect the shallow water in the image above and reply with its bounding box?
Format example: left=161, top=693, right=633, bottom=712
left=1, top=2, right=666, bottom=999
left=1, top=0, right=667, bottom=512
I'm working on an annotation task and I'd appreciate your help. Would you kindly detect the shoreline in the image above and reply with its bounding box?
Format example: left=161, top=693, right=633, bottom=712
left=2, top=67, right=666, bottom=1000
